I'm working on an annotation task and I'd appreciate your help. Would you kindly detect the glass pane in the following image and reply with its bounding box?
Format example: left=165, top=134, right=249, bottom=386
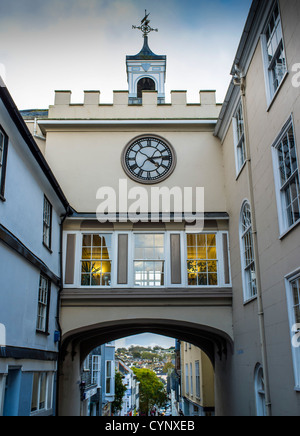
left=197, top=234, right=206, bottom=246
left=91, top=261, right=102, bottom=274
left=107, top=361, right=111, bottom=377
left=39, top=373, right=47, bottom=410
left=187, top=246, right=196, bottom=259
left=207, top=246, right=217, bottom=260
left=135, top=234, right=153, bottom=248
left=47, top=374, right=53, bottom=410
left=198, top=261, right=207, bottom=273
left=106, top=378, right=111, bottom=394
left=102, top=234, right=112, bottom=248
left=135, top=247, right=144, bottom=259
left=207, top=261, right=217, bottom=272
left=187, top=234, right=196, bottom=247
left=207, top=234, right=216, bottom=246
left=155, top=234, right=164, bottom=246
left=92, top=246, right=102, bottom=259
left=144, top=247, right=155, bottom=259
left=102, top=262, right=112, bottom=286
left=81, top=274, right=91, bottom=286
left=208, top=273, right=218, bottom=286
left=197, top=247, right=206, bottom=259
left=82, top=261, right=92, bottom=274
left=31, top=373, right=39, bottom=412
left=134, top=261, right=164, bottom=286
left=93, top=234, right=102, bottom=247
left=198, top=274, right=207, bottom=286
left=82, top=247, right=91, bottom=260
left=82, top=235, right=91, bottom=247
left=154, top=247, right=164, bottom=260
left=91, top=274, right=101, bottom=286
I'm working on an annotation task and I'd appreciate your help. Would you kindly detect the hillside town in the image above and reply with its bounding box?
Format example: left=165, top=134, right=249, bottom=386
left=79, top=339, right=215, bottom=417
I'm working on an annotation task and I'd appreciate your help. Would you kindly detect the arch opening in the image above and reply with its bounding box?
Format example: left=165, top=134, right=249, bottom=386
left=61, top=318, right=232, bottom=368
left=58, top=319, right=232, bottom=416
left=137, top=77, right=156, bottom=98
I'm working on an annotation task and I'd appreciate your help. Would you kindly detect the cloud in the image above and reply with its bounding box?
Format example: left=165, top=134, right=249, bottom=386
left=0, top=0, right=252, bottom=109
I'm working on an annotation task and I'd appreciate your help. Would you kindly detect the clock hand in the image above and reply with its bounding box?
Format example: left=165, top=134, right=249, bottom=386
left=148, top=158, right=159, bottom=167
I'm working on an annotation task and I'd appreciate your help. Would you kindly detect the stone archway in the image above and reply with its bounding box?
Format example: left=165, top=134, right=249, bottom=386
left=57, top=318, right=233, bottom=416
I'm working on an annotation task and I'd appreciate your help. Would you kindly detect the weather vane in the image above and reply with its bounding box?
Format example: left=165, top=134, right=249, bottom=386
left=132, top=10, right=158, bottom=37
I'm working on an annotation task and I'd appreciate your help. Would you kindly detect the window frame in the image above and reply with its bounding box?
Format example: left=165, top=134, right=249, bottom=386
left=91, top=355, right=101, bottom=387
left=190, top=362, right=193, bottom=396
left=239, top=201, right=257, bottom=303
left=30, top=372, right=54, bottom=416
left=195, top=360, right=201, bottom=400
left=43, top=195, right=53, bottom=250
left=261, top=1, right=288, bottom=107
left=105, top=360, right=114, bottom=396
left=0, top=125, right=9, bottom=201
left=185, top=363, right=189, bottom=395
left=185, top=231, right=223, bottom=288
left=232, top=99, right=246, bottom=177
left=80, top=232, right=114, bottom=288
left=254, top=364, right=267, bottom=416
left=271, top=116, right=300, bottom=236
left=36, top=274, right=51, bottom=334
left=132, top=232, right=166, bottom=288
left=285, top=269, right=300, bottom=391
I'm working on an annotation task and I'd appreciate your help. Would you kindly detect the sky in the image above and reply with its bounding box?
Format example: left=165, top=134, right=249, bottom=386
left=0, top=0, right=252, bottom=351
left=115, top=333, right=176, bottom=350
left=0, top=0, right=252, bottom=110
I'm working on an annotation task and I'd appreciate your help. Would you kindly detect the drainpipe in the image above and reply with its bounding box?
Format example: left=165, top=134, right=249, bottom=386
left=34, top=118, right=46, bottom=141
left=233, top=67, right=272, bottom=417
left=55, top=207, right=71, bottom=416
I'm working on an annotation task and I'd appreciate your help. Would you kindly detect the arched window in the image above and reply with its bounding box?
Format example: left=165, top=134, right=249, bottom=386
left=240, top=201, right=257, bottom=301
left=137, top=77, right=156, bottom=99
left=254, top=364, right=267, bottom=416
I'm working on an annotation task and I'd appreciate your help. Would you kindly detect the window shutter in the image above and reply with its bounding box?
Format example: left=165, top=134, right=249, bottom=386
left=65, top=234, right=76, bottom=285
left=170, top=234, right=182, bottom=285
left=117, top=234, right=128, bottom=285
left=222, top=233, right=230, bottom=285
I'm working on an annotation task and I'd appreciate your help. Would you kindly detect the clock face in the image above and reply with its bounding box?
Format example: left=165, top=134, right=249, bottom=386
left=122, top=135, right=176, bottom=184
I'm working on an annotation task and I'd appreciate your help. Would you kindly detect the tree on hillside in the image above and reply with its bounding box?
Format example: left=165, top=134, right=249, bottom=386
left=132, top=368, right=168, bottom=415
left=163, top=361, right=175, bottom=373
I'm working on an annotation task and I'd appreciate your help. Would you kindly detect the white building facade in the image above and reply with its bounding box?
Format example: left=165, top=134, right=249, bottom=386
left=0, top=78, right=69, bottom=416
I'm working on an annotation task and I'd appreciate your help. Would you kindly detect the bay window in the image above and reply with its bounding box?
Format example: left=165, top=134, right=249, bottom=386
left=66, top=229, right=230, bottom=289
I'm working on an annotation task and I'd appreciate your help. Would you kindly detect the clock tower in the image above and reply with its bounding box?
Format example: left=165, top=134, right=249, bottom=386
left=126, top=11, right=166, bottom=105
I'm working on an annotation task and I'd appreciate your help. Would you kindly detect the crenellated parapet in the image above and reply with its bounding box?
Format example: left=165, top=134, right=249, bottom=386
left=49, top=90, right=221, bottom=120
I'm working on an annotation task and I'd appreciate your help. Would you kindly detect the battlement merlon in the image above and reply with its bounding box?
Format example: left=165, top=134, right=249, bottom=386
left=48, top=90, right=221, bottom=120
